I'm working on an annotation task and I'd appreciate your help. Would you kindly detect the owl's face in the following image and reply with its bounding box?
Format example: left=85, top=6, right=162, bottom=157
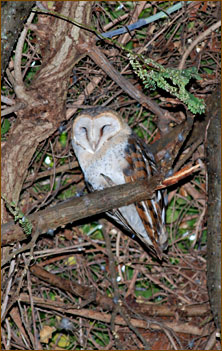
left=72, top=110, right=127, bottom=154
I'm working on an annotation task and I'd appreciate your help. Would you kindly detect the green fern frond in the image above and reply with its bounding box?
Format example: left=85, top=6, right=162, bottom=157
left=128, top=53, right=205, bottom=114
left=2, top=197, right=32, bottom=235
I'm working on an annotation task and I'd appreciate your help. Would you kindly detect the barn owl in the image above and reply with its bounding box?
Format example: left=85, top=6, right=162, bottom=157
left=72, top=107, right=168, bottom=258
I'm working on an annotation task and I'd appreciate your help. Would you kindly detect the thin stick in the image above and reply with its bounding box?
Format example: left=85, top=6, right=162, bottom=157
left=179, top=20, right=221, bottom=70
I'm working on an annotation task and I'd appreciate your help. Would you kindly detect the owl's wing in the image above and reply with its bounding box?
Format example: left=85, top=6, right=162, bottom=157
left=123, top=133, right=168, bottom=258
left=100, top=173, right=141, bottom=233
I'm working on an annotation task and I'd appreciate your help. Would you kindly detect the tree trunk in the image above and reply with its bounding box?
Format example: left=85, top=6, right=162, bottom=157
left=1, top=1, right=93, bottom=222
left=206, top=84, right=221, bottom=330
left=1, top=1, right=35, bottom=79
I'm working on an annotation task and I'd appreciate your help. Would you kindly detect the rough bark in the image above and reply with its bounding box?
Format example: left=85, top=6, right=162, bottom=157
left=1, top=1, right=93, bottom=222
left=1, top=1, right=35, bottom=79
left=206, top=84, right=221, bottom=330
left=1, top=177, right=162, bottom=247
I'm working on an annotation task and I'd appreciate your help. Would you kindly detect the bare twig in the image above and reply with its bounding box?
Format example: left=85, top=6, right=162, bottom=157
left=1, top=258, right=16, bottom=318
left=26, top=268, right=42, bottom=350
left=5, top=318, right=11, bottom=350
left=66, top=76, right=103, bottom=119
left=1, top=95, right=16, bottom=105
left=1, top=102, right=26, bottom=117
left=24, top=161, right=79, bottom=183
left=1, top=219, right=43, bottom=267
left=30, top=264, right=113, bottom=311
left=120, top=2, right=146, bottom=45
left=179, top=20, right=221, bottom=70
left=9, top=307, right=30, bottom=348
left=204, top=330, right=218, bottom=350
left=18, top=293, right=205, bottom=336
left=14, top=12, right=36, bottom=103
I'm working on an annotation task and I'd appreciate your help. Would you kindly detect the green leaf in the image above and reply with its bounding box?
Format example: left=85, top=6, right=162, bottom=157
left=59, top=131, right=68, bottom=147
left=166, top=209, right=180, bottom=223
left=125, top=41, right=133, bottom=50
left=1, top=118, right=11, bottom=136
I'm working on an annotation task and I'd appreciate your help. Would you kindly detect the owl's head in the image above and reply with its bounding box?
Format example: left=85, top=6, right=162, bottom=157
left=72, top=108, right=130, bottom=153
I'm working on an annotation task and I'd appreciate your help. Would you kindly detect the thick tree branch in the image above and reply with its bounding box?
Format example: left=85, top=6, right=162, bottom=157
left=1, top=161, right=201, bottom=251
left=1, top=176, right=162, bottom=247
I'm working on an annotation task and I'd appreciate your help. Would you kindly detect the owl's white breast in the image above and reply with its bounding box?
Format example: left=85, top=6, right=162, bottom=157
left=72, top=132, right=129, bottom=190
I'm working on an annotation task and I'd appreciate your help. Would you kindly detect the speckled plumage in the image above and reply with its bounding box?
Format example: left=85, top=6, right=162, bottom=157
left=72, top=108, right=168, bottom=258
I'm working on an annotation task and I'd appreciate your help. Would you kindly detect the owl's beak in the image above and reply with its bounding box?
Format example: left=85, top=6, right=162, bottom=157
left=90, top=140, right=100, bottom=152
left=91, top=142, right=97, bottom=151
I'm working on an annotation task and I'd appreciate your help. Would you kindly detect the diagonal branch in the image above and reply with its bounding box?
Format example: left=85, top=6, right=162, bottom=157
left=78, top=42, right=174, bottom=133
left=1, top=175, right=162, bottom=247
left=1, top=161, right=201, bottom=251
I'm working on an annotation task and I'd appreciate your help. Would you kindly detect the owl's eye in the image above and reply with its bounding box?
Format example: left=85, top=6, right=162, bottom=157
left=101, top=124, right=111, bottom=135
left=80, top=126, right=87, bottom=134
